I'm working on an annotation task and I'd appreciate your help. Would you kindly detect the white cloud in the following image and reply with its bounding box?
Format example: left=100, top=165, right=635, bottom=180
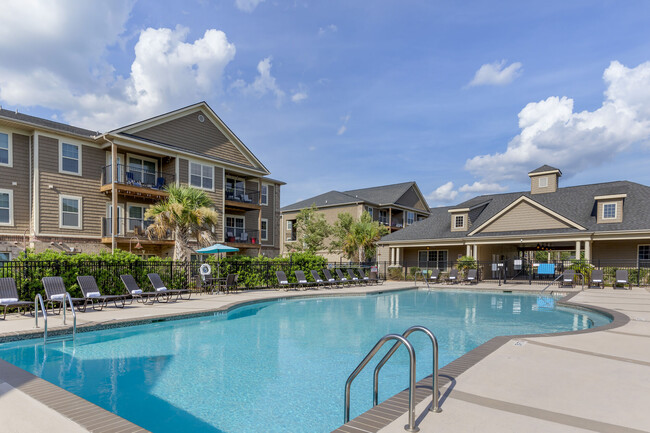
left=235, top=0, right=265, bottom=13
left=292, top=92, right=308, bottom=102
left=318, top=24, right=338, bottom=36
left=337, top=114, right=350, bottom=135
left=232, top=57, right=285, bottom=106
left=464, top=61, right=650, bottom=184
left=426, top=181, right=458, bottom=203
left=459, top=182, right=508, bottom=194
left=0, top=2, right=238, bottom=131
left=468, top=60, right=522, bottom=87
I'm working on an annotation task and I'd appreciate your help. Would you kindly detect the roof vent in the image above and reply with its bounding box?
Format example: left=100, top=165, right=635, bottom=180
left=198, top=114, right=205, bottom=123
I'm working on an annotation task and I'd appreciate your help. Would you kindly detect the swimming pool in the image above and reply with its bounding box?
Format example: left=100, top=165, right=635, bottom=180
left=0, top=289, right=610, bottom=433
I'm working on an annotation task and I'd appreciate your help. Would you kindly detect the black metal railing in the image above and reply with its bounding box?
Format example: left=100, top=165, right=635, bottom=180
left=102, top=217, right=173, bottom=240
left=225, top=186, right=260, bottom=205
left=225, top=229, right=260, bottom=244
left=101, top=164, right=175, bottom=190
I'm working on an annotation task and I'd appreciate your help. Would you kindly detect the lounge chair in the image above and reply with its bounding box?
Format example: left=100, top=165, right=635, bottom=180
left=147, top=273, right=192, bottom=300
left=369, top=271, right=383, bottom=285
left=464, top=269, right=478, bottom=285
left=294, top=271, right=314, bottom=290
left=358, top=269, right=373, bottom=285
left=275, top=270, right=294, bottom=290
left=77, top=276, right=127, bottom=310
left=614, top=270, right=631, bottom=290
left=311, top=270, right=331, bottom=288
left=322, top=269, right=341, bottom=288
left=120, top=274, right=158, bottom=304
left=42, top=276, right=87, bottom=313
left=0, top=278, right=33, bottom=319
left=335, top=269, right=352, bottom=286
left=346, top=269, right=363, bottom=285
left=447, top=269, right=459, bottom=284
left=428, top=269, right=440, bottom=284
left=561, top=270, right=575, bottom=288
left=589, top=270, right=604, bottom=289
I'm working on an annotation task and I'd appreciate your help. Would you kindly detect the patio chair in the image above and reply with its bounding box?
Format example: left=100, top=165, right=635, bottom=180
left=77, top=276, right=127, bottom=311
left=447, top=269, right=459, bottom=284
left=614, top=270, right=631, bottom=290
left=154, top=177, right=165, bottom=189
left=147, top=273, right=192, bottom=301
left=0, top=278, right=33, bottom=319
left=275, top=271, right=294, bottom=290
left=120, top=274, right=158, bottom=304
left=358, top=269, right=373, bottom=285
left=346, top=269, right=363, bottom=285
left=311, top=270, right=331, bottom=288
left=335, top=268, right=352, bottom=286
left=561, top=270, right=575, bottom=288
left=322, top=269, right=341, bottom=288
left=294, top=271, right=315, bottom=290
left=588, top=270, right=604, bottom=289
left=464, top=269, right=478, bottom=285
left=223, top=273, right=238, bottom=293
left=42, top=276, right=87, bottom=313
left=369, top=271, right=384, bottom=285
left=428, top=269, right=440, bottom=283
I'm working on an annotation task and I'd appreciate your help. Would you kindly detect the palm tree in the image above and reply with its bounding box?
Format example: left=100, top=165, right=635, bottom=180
left=332, top=211, right=389, bottom=262
left=145, top=184, right=219, bottom=261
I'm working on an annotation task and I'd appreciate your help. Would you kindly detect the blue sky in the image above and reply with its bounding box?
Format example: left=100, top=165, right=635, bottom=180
left=1, top=1, right=650, bottom=207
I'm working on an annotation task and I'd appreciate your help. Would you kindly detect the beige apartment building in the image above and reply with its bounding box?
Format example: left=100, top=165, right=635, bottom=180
left=379, top=165, right=650, bottom=272
left=0, top=102, right=283, bottom=260
left=280, top=182, right=430, bottom=261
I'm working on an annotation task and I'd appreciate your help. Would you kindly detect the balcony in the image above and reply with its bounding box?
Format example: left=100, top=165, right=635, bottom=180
left=101, top=217, right=175, bottom=245
left=224, top=186, right=261, bottom=210
left=225, top=229, right=261, bottom=248
left=100, top=164, right=175, bottom=201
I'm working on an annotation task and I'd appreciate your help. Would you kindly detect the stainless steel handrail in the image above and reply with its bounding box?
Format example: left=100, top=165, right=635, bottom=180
left=344, top=334, right=419, bottom=432
left=35, top=294, right=47, bottom=342
left=373, top=326, right=441, bottom=413
left=62, top=292, right=76, bottom=340
left=539, top=274, right=563, bottom=295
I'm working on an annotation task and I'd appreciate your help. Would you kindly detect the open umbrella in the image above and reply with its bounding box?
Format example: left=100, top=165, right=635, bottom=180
left=196, top=244, right=240, bottom=254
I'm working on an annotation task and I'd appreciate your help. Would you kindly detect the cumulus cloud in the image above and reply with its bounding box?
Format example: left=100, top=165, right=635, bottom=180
left=464, top=61, right=650, bottom=185
left=427, top=181, right=458, bottom=203
left=458, top=182, right=508, bottom=194
left=318, top=24, right=338, bottom=36
left=468, top=60, right=522, bottom=87
left=337, top=114, right=350, bottom=135
left=232, top=57, right=285, bottom=106
left=235, top=0, right=264, bottom=13
left=291, top=92, right=308, bottom=102
left=0, top=2, right=238, bottom=131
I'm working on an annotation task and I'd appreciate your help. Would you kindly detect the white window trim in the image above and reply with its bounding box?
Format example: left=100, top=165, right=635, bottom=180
left=261, top=218, right=269, bottom=241
left=261, top=183, right=268, bottom=206
left=406, top=211, right=415, bottom=225
left=189, top=160, right=215, bottom=191
left=60, top=194, right=82, bottom=229
left=454, top=215, right=465, bottom=229
left=0, top=252, right=11, bottom=261
left=127, top=203, right=148, bottom=233
left=0, top=131, right=12, bottom=168
left=602, top=202, right=617, bottom=220
left=0, top=189, right=14, bottom=226
left=106, top=203, right=125, bottom=236
left=638, top=244, right=650, bottom=266
left=287, top=220, right=293, bottom=230
left=59, top=141, right=82, bottom=176
left=538, top=176, right=548, bottom=188
left=418, top=249, right=449, bottom=262
left=127, top=153, right=158, bottom=181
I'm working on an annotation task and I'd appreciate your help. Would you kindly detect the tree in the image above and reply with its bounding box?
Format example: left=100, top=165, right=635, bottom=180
left=331, top=211, right=389, bottom=262
left=288, top=204, right=332, bottom=254
left=145, top=184, right=219, bottom=261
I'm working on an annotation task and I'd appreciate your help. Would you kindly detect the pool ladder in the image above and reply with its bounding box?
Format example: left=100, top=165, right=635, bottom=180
left=35, top=293, right=76, bottom=344
left=344, top=326, right=441, bottom=432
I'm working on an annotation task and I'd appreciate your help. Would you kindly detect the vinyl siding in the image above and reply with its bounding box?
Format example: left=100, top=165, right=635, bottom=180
left=131, top=111, right=255, bottom=168
left=450, top=213, right=468, bottom=232
left=261, top=184, right=275, bottom=247
left=596, top=199, right=624, bottom=224
left=479, top=201, right=571, bottom=233
left=396, top=187, right=427, bottom=211
left=530, top=174, right=559, bottom=194
left=592, top=240, right=639, bottom=262
left=0, top=133, right=30, bottom=233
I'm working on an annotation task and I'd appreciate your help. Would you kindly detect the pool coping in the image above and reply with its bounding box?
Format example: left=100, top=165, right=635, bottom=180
left=0, top=285, right=623, bottom=433
left=330, top=290, right=631, bottom=433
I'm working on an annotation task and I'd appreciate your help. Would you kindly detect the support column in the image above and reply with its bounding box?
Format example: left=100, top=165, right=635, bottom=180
left=396, top=247, right=401, bottom=265
left=390, top=247, right=395, bottom=265
left=466, top=245, right=471, bottom=256
left=473, top=244, right=478, bottom=259
left=584, top=240, right=591, bottom=262
left=575, top=241, right=581, bottom=259
left=111, top=141, right=118, bottom=254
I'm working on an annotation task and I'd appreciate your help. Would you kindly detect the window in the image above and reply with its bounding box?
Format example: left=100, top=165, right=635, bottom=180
left=226, top=177, right=246, bottom=200
left=0, top=189, right=13, bottom=226
left=128, top=205, right=150, bottom=233
left=378, top=210, right=388, bottom=224
left=602, top=203, right=617, bottom=219
left=60, top=142, right=81, bottom=175
left=287, top=220, right=293, bottom=231
left=0, top=252, right=10, bottom=262
left=60, top=195, right=82, bottom=229
left=286, top=220, right=296, bottom=241
left=454, top=215, right=465, bottom=228
left=261, top=218, right=268, bottom=241
left=418, top=250, right=448, bottom=270
left=639, top=245, right=650, bottom=266
left=261, top=184, right=268, bottom=205
left=365, top=206, right=373, bottom=218
left=190, top=162, right=214, bottom=190
left=406, top=211, right=414, bottom=225
left=226, top=216, right=245, bottom=241
left=128, top=156, right=157, bottom=185
left=0, top=132, right=11, bottom=166
left=538, top=177, right=548, bottom=188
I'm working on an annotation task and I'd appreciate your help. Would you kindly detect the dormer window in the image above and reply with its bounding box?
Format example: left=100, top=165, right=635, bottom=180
left=538, top=177, right=548, bottom=188
left=454, top=215, right=465, bottom=228
left=602, top=203, right=617, bottom=219
left=595, top=194, right=625, bottom=224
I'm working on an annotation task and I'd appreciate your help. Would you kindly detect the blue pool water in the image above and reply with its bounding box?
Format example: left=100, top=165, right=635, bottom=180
left=0, top=289, right=610, bottom=433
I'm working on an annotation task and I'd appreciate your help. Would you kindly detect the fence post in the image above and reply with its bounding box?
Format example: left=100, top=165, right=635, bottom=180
left=638, top=262, right=641, bottom=287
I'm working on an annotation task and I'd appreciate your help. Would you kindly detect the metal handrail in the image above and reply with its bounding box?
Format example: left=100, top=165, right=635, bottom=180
left=373, top=326, right=441, bottom=413
left=62, top=292, right=76, bottom=340
left=344, top=334, right=420, bottom=432
left=34, top=294, right=47, bottom=342
left=540, top=272, right=585, bottom=295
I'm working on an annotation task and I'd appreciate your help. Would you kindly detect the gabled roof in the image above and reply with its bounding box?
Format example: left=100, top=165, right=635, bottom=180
left=0, top=108, right=97, bottom=138
left=381, top=180, right=650, bottom=242
left=281, top=181, right=431, bottom=213
left=528, top=164, right=562, bottom=175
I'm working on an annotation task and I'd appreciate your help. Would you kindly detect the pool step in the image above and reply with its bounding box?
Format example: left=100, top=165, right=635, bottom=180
left=44, top=334, right=75, bottom=344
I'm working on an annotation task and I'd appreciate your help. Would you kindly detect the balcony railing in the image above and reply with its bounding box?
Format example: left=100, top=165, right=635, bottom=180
left=102, top=217, right=173, bottom=241
left=101, top=164, right=175, bottom=190
left=225, top=186, right=260, bottom=205
left=225, top=229, right=260, bottom=245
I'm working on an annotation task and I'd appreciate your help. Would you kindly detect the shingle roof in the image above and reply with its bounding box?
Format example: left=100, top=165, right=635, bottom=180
left=0, top=108, right=97, bottom=138
left=281, top=181, right=421, bottom=212
left=528, top=164, right=562, bottom=175
left=381, top=180, right=650, bottom=242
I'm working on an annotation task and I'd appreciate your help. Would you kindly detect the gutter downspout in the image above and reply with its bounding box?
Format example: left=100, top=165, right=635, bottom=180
left=100, top=134, right=118, bottom=254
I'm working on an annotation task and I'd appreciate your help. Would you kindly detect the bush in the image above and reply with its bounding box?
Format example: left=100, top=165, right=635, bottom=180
left=387, top=266, right=403, bottom=280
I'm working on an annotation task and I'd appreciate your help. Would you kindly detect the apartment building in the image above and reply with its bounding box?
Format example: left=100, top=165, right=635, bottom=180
left=0, top=102, right=283, bottom=260
left=280, top=181, right=430, bottom=261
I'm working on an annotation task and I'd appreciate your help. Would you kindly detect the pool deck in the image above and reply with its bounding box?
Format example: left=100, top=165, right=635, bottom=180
left=0, top=281, right=648, bottom=432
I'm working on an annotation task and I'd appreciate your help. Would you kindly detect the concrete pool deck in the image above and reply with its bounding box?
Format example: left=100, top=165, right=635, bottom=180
left=0, top=281, right=646, bottom=432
